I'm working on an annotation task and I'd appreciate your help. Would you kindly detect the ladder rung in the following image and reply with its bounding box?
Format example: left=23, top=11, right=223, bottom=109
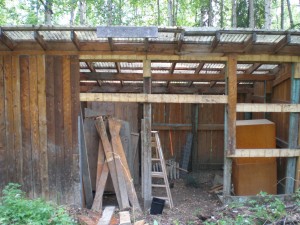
left=151, top=158, right=160, bottom=161
left=152, top=184, right=167, bottom=188
left=151, top=172, right=165, bottom=178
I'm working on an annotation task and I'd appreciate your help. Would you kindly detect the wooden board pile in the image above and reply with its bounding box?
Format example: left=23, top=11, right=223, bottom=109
left=90, top=116, right=141, bottom=213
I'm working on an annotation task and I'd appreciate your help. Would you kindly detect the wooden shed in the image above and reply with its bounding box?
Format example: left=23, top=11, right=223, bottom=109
left=0, top=26, right=300, bottom=207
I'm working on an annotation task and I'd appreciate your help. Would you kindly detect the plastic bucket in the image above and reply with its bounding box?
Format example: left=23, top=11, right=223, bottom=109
left=150, top=197, right=165, bottom=215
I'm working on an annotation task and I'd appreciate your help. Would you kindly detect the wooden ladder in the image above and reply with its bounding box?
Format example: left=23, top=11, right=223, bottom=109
left=151, top=131, right=174, bottom=208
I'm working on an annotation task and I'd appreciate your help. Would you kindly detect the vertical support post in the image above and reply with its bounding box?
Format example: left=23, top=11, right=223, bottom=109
left=191, top=103, right=199, bottom=171
left=286, top=63, right=300, bottom=194
left=142, top=59, right=152, bottom=209
left=223, top=55, right=237, bottom=201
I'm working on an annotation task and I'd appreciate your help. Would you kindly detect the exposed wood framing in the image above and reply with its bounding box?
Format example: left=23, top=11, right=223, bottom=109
left=152, top=123, right=224, bottom=131
left=194, top=62, right=205, bottom=74
left=191, top=104, right=199, bottom=171
left=81, top=72, right=274, bottom=82
left=210, top=31, right=221, bottom=52
left=142, top=60, right=152, bottom=209
left=223, top=55, right=237, bottom=200
left=80, top=93, right=228, bottom=103
left=236, top=103, right=300, bottom=112
left=71, top=31, right=81, bottom=50
left=274, top=33, right=291, bottom=54
left=286, top=63, right=300, bottom=194
left=228, top=149, right=300, bottom=157
left=0, top=29, right=16, bottom=50
left=243, top=33, right=256, bottom=53
left=86, top=62, right=95, bottom=72
left=34, top=31, right=48, bottom=51
left=245, top=63, right=260, bottom=74
left=108, top=38, right=114, bottom=51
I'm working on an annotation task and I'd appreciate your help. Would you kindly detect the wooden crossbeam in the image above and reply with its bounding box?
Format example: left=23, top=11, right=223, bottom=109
left=243, top=33, right=256, bottom=53
left=86, top=62, right=95, bottom=72
left=144, top=38, right=149, bottom=52
left=210, top=31, right=221, bottom=52
left=81, top=72, right=274, bottom=81
left=115, top=62, right=121, bottom=73
left=108, top=37, right=114, bottom=51
left=237, top=103, right=300, bottom=112
left=195, top=62, right=205, bottom=74
left=71, top=31, right=81, bottom=50
left=245, top=63, right=261, bottom=74
left=80, top=93, right=228, bottom=103
left=274, top=33, right=291, bottom=54
left=34, top=31, right=47, bottom=50
left=0, top=28, right=16, bottom=50
left=177, top=31, right=185, bottom=52
left=228, top=149, right=300, bottom=157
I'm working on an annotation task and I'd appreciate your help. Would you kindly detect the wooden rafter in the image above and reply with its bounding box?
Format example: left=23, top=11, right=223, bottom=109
left=177, top=31, right=185, bottom=52
left=194, top=62, right=205, bottom=74
left=86, top=62, right=95, bottom=72
left=210, top=31, right=221, bottom=53
left=274, top=33, right=291, bottom=54
left=71, top=31, right=81, bottom=50
left=81, top=72, right=274, bottom=82
left=34, top=31, right=47, bottom=50
left=245, top=63, right=261, bottom=74
left=0, top=28, right=16, bottom=50
left=108, top=37, right=114, bottom=51
left=144, top=38, right=149, bottom=52
left=243, top=33, right=256, bottom=53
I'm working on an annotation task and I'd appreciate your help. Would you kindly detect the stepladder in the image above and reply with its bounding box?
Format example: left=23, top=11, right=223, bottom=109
left=151, top=131, right=174, bottom=208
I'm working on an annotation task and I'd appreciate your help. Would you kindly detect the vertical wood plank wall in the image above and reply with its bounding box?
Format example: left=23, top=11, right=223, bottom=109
left=0, top=55, right=81, bottom=206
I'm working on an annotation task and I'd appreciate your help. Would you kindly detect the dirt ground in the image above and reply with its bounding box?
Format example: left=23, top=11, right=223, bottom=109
left=76, top=170, right=223, bottom=225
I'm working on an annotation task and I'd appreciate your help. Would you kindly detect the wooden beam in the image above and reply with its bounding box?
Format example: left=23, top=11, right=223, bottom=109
left=81, top=72, right=274, bottom=82
left=169, top=62, right=176, bottom=74
left=142, top=59, right=152, bottom=209
left=236, top=103, right=300, bottom=112
left=80, top=93, right=228, bottom=103
left=195, top=62, right=205, bottom=74
left=108, top=37, right=114, bottom=51
left=228, top=149, right=300, bottom=157
left=191, top=104, right=199, bottom=171
left=274, top=33, right=291, bottom=54
left=71, top=31, right=81, bottom=50
left=34, top=31, right=47, bottom=50
left=223, top=55, right=237, bottom=200
left=286, top=62, right=300, bottom=194
left=227, top=55, right=237, bottom=155
left=245, top=63, right=261, bottom=74
left=152, top=123, right=224, bottom=131
left=0, top=28, right=16, bottom=50
left=243, top=33, right=256, bottom=53
left=210, top=31, right=221, bottom=52
left=177, top=31, right=184, bottom=52
left=86, top=62, right=95, bottom=72
left=144, top=38, right=149, bottom=52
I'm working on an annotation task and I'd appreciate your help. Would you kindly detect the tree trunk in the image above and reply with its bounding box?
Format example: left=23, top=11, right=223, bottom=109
left=264, top=0, right=271, bottom=29
left=286, top=0, right=294, bottom=28
left=44, top=0, right=53, bottom=25
left=249, top=0, right=254, bottom=28
left=208, top=0, right=213, bottom=26
left=107, top=0, right=113, bottom=25
left=79, top=0, right=87, bottom=25
left=280, top=0, right=284, bottom=29
left=220, top=0, right=224, bottom=27
left=69, top=0, right=78, bottom=26
left=168, top=0, right=174, bottom=26
left=157, top=0, right=160, bottom=25
left=232, top=0, right=237, bottom=27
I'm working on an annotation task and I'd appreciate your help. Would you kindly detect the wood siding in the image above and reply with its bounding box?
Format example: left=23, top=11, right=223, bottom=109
left=0, top=55, right=81, bottom=206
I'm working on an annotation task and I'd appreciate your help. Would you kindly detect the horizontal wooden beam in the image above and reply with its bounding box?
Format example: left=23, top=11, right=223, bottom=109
left=152, top=123, right=224, bottom=131
left=80, top=93, right=228, bottom=103
left=228, top=149, right=300, bottom=157
left=81, top=72, right=274, bottom=81
left=237, top=103, right=300, bottom=112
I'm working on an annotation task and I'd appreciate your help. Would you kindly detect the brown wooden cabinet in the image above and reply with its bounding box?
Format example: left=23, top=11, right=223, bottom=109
left=232, top=119, right=277, bottom=195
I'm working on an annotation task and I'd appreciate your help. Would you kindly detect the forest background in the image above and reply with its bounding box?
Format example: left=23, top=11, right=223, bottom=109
left=0, top=0, right=299, bottom=30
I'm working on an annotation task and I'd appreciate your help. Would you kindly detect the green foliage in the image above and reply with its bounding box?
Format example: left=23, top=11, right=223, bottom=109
left=0, top=183, right=77, bottom=225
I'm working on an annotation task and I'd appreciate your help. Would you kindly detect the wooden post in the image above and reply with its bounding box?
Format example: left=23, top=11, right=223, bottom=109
left=223, top=55, right=237, bottom=200
left=191, top=104, right=199, bottom=171
left=142, top=59, right=152, bottom=209
left=286, top=63, right=300, bottom=194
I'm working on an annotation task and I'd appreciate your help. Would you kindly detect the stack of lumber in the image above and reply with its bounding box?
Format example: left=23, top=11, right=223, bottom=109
left=91, top=116, right=141, bottom=213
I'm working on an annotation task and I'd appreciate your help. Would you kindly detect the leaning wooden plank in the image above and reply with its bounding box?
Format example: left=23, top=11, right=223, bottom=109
left=91, top=162, right=109, bottom=212
left=120, top=121, right=133, bottom=177
left=119, top=211, right=131, bottom=225
left=97, top=206, right=115, bottom=225
left=108, top=118, right=130, bottom=209
left=109, top=118, right=141, bottom=211
left=79, top=112, right=93, bottom=208
left=131, top=133, right=140, bottom=185
left=94, top=117, right=124, bottom=209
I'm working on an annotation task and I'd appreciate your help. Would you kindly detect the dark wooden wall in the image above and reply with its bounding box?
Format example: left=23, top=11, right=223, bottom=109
left=0, top=55, right=81, bottom=206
